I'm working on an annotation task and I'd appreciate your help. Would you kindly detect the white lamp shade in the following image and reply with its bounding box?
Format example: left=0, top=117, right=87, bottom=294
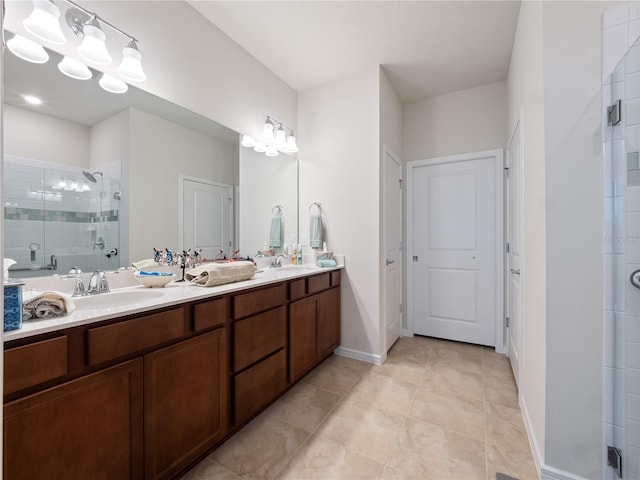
left=58, top=56, right=92, bottom=80
left=117, top=44, right=146, bottom=82
left=285, top=134, right=298, bottom=153
left=241, top=135, right=256, bottom=148
left=7, top=35, right=49, bottom=64
left=274, top=127, right=287, bottom=150
left=99, top=73, right=128, bottom=94
left=78, top=23, right=112, bottom=65
left=265, top=145, right=279, bottom=157
left=23, top=0, right=66, bottom=45
left=253, top=141, right=267, bottom=153
left=261, top=121, right=275, bottom=142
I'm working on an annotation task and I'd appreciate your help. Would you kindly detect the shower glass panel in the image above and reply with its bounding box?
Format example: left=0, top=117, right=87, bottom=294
left=607, top=35, right=640, bottom=480
left=3, top=155, right=121, bottom=277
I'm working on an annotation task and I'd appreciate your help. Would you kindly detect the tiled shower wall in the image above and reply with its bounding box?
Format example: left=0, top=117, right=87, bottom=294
left=604, top=3, right=640, bottom=479
left=4, top=157, right=121, bottom=277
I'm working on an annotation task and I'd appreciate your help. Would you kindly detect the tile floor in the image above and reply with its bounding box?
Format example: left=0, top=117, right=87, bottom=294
left=183, top=336, right=539, bottom=480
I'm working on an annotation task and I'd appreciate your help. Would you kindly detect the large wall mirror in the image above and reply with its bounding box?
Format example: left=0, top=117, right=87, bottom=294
left=3, top=33, right=298, bottom=277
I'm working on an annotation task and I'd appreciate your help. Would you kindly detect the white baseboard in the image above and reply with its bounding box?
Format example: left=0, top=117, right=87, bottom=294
left=334, top=346, right=386, bottom=365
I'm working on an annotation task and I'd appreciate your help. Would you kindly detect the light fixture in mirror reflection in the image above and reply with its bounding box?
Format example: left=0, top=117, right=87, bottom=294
left=3, top=40, right=298, bottom=278
left=241, top=116, right=298, bottom=158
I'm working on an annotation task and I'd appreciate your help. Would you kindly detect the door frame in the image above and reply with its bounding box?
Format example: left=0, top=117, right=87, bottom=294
left=506, top=116, right=525, bottom=386
left=406, top=149, right=505, bottom=353
left=381, top=145, right=403, bottom=353
left=178, top=175, right=234, bottom=255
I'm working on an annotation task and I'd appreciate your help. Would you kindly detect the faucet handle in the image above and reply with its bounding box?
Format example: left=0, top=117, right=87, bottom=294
left=72, top=277, right=87, bottom=297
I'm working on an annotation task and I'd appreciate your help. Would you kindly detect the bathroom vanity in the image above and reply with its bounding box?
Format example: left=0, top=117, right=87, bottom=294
left=2, top=267, right=341, bottom=480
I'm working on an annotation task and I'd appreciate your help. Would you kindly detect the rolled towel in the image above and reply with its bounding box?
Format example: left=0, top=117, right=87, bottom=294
left=23, top=290, right=75, bottom=320
left=310, top=214, right=323, bottom=248
left=131, top=259, right=160, bottom=269
left=185, top=261, right=256, bottom=287
left=269, top=215, right=283, bottom=248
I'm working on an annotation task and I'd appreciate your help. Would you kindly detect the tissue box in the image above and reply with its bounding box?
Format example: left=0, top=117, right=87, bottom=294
left=4, top=282, right=24, bottom=332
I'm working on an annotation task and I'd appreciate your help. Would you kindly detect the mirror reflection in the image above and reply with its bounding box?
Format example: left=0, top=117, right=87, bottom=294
left=3, top=37, right=298, bottom=277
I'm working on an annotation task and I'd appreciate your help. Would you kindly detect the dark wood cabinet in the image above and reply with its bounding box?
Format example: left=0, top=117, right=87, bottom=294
left=3, top=270, right=341, bottom=479
left=290, top=295, right=318, bottom=382
left=289, top=286, right=341, bottom=382
left=144, top=329, right=227, bottom=480
left=4, top=359, right=143, bottom=480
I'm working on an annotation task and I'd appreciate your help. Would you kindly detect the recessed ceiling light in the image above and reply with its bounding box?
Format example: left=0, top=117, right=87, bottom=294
left=23, top=95, right=43, bottom=105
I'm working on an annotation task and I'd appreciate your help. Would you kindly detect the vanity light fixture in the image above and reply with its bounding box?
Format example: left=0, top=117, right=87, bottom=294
left=58, top=56, right=92, bottom=80
left=23, top=0, right=67, bottom=45
left=99, top=73, right=128, bottom=94
left=6, top=34, right=49, bottom=64
left=117, top=39, right=146, bottom=82
left=242, top=116, right=298, bottom=158
left=77, top=15, right=111, bottom=65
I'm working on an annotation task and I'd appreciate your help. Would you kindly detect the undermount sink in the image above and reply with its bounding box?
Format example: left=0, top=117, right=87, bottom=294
left=261, top=265, right=320, bottom=279
left=74, top=290, right=165, bottom=311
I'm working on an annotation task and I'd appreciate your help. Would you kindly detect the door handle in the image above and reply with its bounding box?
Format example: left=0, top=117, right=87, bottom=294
left=386, top=259, right=395, bottom=266
left=510, top=268, right=520, bottom=275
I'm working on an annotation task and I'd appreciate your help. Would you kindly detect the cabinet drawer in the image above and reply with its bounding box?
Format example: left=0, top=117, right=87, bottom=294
left=5, top=336, right=68, bottom=395
left=289, top=279, right=306, bottom=301
left=193, top=297, right=227, bottom=332
left=234, top=350, right=287, bottom=426
left=88, top=308, right=184, bottom=366
left=233, top=284, right=286, bottom=319
left=234, top=306, right=286, bottom=372
left=308, top=273, right=330, bottom=294
left=331, top=270, right=341, bottom=287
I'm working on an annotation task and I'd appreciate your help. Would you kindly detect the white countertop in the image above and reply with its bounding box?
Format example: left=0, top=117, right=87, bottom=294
left=5, top=265, right=343, bottom=342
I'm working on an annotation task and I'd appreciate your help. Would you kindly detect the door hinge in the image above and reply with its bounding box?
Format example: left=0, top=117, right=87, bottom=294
left=504, top=167, right=510, bottom=178
left=398, top=179, right=403, bottom=189
left=608, top=446, right=623, bottom=478
left=506, top=242, right=510, bottom=253
left=399, top=304, right=403, bottom=314
left=608, top=100, right=622, bottom=126
left=505, top=317, right=510, bottom=328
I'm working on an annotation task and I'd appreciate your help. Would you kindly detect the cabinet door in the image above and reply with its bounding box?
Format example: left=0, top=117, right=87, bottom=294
left=144, top=329, right=228, bottom=480
left=289, top=295, right=317, bottom=382
left=4, top=359, right=143, bottom=480
left=317, top=287, right=341, bottom=360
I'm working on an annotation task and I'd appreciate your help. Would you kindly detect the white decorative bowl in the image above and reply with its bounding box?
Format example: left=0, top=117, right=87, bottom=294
left=134, top=271, right=175, bottom=288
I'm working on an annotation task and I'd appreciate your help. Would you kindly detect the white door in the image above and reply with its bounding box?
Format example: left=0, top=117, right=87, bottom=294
left=411, top=154, right=500, bottom=346
left=506, top=123, right=522, bottom=385
left=181, top=177, right=232, bottom=260
left=384, top=148, right=403, bottom=351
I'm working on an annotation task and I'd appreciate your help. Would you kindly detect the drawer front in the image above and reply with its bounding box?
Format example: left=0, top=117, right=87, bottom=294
left=5, top=336, right=68, bottom=395
left=193, top=297, right=227, bottom=332
left=289, top=279, right=306, bottom=301
left=234, top=350, right=287, bottom=426
left=234, top=306, right=286, bottom=372
left=88, top=308, right=184, bottom=366
left=308, top=273, right=331, bottom=295
left=233, top=284, right=286, bottom=319
left=331, top=270, right=341, bottom=287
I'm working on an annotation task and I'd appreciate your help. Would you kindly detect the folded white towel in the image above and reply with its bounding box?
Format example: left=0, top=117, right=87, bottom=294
left=185, top=261, right=256, bottom=287
left=23, top=290, right=75, bottom=320
left=310, top=214, right=323, bottom=248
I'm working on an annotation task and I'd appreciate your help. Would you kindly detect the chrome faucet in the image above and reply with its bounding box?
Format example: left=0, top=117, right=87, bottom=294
left=72, top=277, right=87, bottom=297
left=270, top=255, right=286, bottom=268
left=87, top=270, right=110, bottom=295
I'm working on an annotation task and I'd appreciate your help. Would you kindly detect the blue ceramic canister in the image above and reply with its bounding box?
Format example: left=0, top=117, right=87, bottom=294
left=4, top=281, right=24, bottom=332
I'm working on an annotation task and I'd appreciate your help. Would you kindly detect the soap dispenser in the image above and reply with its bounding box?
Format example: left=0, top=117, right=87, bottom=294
left=297, top=244, right=302, bottom=265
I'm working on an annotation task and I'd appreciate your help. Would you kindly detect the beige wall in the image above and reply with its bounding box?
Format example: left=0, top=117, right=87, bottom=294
left=128, top=108, right=236, bottom=263
left=402, top=81, right=507, bottom=162
left=298, top=67, right=383, bottom=360
left=542, top=2, right=607, bottom=478
left=3, top=1, right=297, bottom=140
left=4, top=104, right=90, bottom=167
left=506, top=0, right=547, bottom=469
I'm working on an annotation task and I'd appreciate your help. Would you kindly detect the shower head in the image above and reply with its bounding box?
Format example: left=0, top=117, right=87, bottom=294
left=82, top=170, right=103, bottom=183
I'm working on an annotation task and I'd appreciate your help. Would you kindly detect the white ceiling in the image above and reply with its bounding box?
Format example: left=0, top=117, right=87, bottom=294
left=188, top=0, right=521, bottom=103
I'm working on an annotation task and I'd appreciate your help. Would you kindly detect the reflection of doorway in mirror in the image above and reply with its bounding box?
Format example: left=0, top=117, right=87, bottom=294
left=3, top=155, right=121, bottom=277
left=180, top=176, right=232, bottom=261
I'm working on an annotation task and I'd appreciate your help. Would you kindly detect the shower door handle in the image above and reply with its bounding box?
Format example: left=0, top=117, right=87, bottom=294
left=631, top=269, right=640, bottom=289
